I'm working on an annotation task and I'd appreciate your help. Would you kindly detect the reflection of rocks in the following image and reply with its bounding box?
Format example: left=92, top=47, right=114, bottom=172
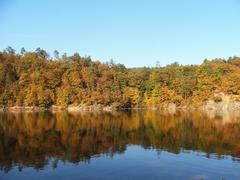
left=200, top=93, right=240, bottom=124
left=202, top=107, right=240, bottom=124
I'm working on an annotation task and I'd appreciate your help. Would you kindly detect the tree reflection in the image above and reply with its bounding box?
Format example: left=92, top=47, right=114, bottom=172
left=0, top=110, right=240, bottom=173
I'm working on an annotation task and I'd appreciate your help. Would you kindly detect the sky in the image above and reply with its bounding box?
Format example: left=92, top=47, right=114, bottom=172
left=0, top=0, right=240, bottom=67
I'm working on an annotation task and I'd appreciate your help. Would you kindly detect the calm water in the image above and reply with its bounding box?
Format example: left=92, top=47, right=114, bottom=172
left=1, top=110, right=240, bottom=180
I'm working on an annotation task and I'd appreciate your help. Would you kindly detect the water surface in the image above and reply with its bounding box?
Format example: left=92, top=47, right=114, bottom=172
left=0, top=110, right=240, bottom=179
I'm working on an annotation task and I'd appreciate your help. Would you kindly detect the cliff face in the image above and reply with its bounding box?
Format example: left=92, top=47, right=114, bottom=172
left=203, top=93, right=240, bottom=111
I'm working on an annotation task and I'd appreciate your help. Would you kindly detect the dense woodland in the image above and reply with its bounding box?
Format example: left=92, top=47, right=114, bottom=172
left=1, top=47, right=240, bottom=108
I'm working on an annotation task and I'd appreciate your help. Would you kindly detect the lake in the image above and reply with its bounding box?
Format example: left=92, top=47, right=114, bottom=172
left=0, top=110, right=240, bottom=180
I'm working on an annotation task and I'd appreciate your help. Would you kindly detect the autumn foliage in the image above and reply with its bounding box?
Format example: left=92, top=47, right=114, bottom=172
left=1, top=47, right=240, bottom=108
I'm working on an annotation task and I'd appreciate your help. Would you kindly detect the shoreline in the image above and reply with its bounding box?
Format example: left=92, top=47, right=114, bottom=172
left=2, top=101, right=240, bottom=113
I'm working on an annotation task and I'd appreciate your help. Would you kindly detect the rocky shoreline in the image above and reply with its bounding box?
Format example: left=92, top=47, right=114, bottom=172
left=1, top=100, right=240, bottom=113
left=0, top=104, right=114, bottom=112
left=1, top=93, right=240, bottom=113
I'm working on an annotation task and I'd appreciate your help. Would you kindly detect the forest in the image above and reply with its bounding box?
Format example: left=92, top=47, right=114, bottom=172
left=1, top=47, right=240, bottom=109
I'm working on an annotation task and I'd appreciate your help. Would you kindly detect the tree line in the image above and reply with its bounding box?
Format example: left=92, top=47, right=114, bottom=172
left=1, top=47, right=240, bottom=108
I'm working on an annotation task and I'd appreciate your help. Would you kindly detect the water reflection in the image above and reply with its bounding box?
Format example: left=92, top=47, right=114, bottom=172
left=0, top=110, right=240, bottom=173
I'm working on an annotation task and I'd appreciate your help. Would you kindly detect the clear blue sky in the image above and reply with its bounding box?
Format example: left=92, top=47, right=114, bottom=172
left=1, top=0, right=240, bottom=67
